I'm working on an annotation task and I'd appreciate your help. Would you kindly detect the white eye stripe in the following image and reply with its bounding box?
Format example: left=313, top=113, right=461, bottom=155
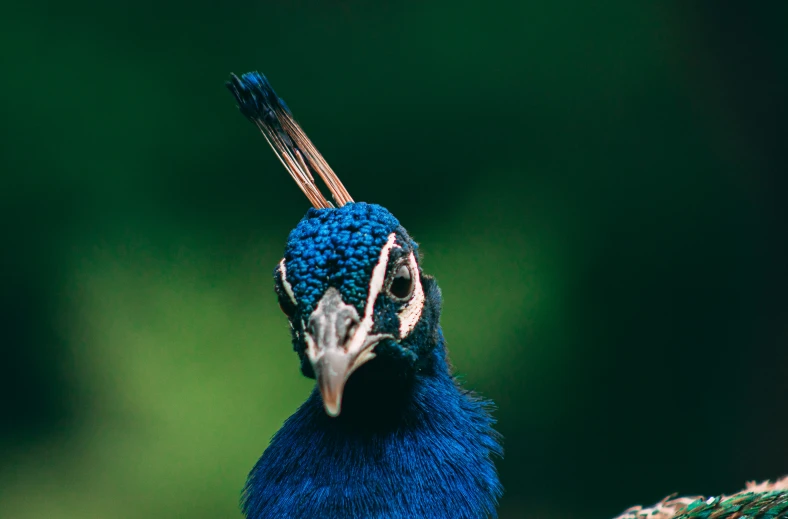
left=342, top=233, right=399, bottom=356
left=364, top=233, right=399, bottom=322
left=278, top=258, right=297, bottom=305
left=397, top=252, right=425, bottom=338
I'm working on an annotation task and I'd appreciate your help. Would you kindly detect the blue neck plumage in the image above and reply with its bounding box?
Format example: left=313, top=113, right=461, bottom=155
left=242, top=329, right=503, bottom=519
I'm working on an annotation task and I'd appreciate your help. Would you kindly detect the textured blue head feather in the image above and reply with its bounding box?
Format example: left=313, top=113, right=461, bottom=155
left=283, top=202, right=412, bottom=316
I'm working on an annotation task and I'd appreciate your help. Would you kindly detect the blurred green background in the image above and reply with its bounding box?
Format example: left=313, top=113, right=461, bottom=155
left=1, top=1, right=786, bottom=518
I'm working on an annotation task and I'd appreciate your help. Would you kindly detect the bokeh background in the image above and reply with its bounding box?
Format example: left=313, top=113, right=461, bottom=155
left=2, top=1, right=787, bottom=518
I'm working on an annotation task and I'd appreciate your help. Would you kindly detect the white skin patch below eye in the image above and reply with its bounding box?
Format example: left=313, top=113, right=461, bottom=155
left=278, top=258, right=297, bottom=305
left=396, top=252, right=425, bottom=338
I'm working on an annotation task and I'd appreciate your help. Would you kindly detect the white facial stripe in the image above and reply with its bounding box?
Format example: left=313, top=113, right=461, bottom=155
left=278, top=258, right=297, bottom=305
left=344, top=233, right=398, bottom=356
left=397, top=252, right=425, bottom=338
left=365, top=233, right=398, bottom=320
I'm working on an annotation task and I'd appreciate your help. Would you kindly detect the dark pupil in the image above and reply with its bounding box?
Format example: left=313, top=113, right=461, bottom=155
left=390, top=265, right=413, bottom=299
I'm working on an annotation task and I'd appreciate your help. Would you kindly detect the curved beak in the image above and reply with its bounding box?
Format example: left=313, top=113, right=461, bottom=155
left=304, top=287, right=391, bottom=417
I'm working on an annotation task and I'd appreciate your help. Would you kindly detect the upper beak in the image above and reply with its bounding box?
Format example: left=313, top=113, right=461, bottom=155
left=304, top=287, right=391, bottom=417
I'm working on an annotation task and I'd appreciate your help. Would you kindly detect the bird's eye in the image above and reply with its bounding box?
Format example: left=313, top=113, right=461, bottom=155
left=388, top=264, right=414, bottom=301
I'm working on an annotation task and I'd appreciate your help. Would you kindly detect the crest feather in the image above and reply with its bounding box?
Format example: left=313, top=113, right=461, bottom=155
left=227, top=72, right=354, bottom=208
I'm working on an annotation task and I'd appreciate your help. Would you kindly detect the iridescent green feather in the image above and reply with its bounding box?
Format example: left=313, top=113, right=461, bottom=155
left=615, top=478, right=788, bottom=519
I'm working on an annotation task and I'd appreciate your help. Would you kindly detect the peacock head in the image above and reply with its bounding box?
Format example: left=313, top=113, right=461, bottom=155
left=227, top=72, right=441, bottom=417
left=276, top=203, right=441, bottom=416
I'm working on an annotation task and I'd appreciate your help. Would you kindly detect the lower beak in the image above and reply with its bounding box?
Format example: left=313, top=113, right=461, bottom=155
left=313, top=349, right=375, bottom=417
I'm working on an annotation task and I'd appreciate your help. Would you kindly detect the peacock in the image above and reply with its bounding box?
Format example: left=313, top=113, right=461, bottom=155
left=226, top=71, right=788, bottom=519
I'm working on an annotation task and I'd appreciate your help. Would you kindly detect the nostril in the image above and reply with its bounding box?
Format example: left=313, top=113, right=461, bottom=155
left=339, top=314, right=359, bottom=346
left=345, top=322, right=358, bottom=344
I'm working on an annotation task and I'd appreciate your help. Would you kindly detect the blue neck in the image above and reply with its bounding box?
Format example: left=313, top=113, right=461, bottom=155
left=242, top=332, right=503, bottom=519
